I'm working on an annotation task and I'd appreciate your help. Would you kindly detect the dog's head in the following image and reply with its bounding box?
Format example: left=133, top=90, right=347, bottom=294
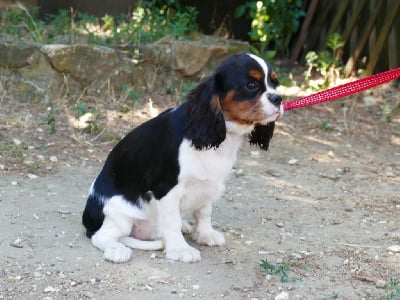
left=184, top=53, right=283, bottom=150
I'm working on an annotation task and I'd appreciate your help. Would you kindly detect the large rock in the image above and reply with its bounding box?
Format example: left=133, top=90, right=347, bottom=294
left=140, top=36, right=249, bottom=79
left=41, top=44, right=119, bottom=84
left=0, top=42, right=59, bottom=102
left=0, top=42, right=38, bottom=68
left=0, top=37, right=249, bottom=101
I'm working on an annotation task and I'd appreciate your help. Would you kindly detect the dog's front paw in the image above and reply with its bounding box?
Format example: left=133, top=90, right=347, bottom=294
left=165, top=245, right=201, bottom=263
left=194, top=229, right=225, bottom=247
left=103, top=242, right=132, bottom=263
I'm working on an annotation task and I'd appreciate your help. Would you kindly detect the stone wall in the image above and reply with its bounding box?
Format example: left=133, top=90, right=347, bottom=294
left=0, top=37, right=248, bottom=102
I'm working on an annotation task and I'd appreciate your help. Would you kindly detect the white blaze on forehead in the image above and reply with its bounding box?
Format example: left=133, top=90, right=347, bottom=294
left=246, top=53, right=282, bottom=119
left=247, top=53, right=270, bottom=88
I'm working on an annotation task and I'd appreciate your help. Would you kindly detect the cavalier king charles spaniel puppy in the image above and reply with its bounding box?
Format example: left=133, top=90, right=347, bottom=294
left=82, top=53, right=283, bottom=263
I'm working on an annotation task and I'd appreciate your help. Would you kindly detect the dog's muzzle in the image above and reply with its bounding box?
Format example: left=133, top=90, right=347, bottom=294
left=267, top=93, right=282, bottom=108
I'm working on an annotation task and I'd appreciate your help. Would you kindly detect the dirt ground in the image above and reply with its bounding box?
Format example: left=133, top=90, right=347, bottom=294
left=0, top=81, right=399, bottom=300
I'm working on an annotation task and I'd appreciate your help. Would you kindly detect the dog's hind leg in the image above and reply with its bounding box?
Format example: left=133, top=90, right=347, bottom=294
left=91, top=196, right=145, bottom=263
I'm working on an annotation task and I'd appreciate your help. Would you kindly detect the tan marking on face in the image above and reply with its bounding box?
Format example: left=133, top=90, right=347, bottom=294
left=222, top=91, right=266, bottom=125
left=249, top=69, right=263, bottom=81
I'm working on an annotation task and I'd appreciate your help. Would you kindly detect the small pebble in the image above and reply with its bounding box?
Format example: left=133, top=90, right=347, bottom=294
left=57, top=207, right=70, bottom=215
left=49, top=156, right=58, bottom=162
left=275, top=222, right=284, bottom=228
left=235, top=169, right=244, bottom=177
left=11, top=181, right=18, bottom=186
left=288, top=159, right=298, bottom=165
left=275, top=291, right=289, bottom=300
left=10, top=238, right=23, bottom=248
left=27, top=173, right=38, bottom=179
left=13, top=138, right=22, bottom=146
left=363, top=95, right=377, bottom=106
left=375, top=279, right=386, bottom=288
left=44, top=286, right=56, bottom=293
left=250, top=151, right=260, bottom=157
left=387, top=244, right=400, bottom=253
left=265, top=169, right=281, bottom=177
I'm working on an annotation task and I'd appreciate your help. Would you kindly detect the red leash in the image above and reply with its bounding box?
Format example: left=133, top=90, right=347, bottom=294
left=283, top=67, right=400, bottom=111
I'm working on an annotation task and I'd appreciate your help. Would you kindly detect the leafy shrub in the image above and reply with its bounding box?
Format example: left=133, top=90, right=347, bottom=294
left=0, top=1, right=198, bottom=46
left=304, top=32, right=345, bottom=88
left=235, top=0, right=305, bottom=58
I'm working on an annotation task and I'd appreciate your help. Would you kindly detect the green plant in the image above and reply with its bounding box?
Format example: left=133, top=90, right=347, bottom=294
left=71, top=100, right=101, bottom=134
left=250, top=44, right=277, bottom=64
left=385, top=277, right=400, bottom=300
left=318, top=120, right=335, bottom=131
left=72, top=100, right=89, bottom=118
left=104, top=2, right=197, bottom=46
left=1, top=2, right=198, bottom=47
left=260, top=259, right=290, bottom=283
left=327, top=32, right=345, bottom=61
left=329, top=291, right=339, bottom=299
left=167, top=6, right=198, bottom=39
left=16, top=4, right=44, bottom=43
left=117, top=85, right=141, bottom=104
left=0, top=143, right=25, bottom=164
left=304, top=33, right=345, bottom=87
left=178, top=81, right=198, bottom=102
left=76, top=12, right=99, bottom=39
left=381, top=102, right=393, bottom=123
left=46, top=9, right=71, bottom=35
left=1, top=4, right=45, bottom=42
left=235, top=0, right=305, bottom=57
left=1, top=7, right=25, bottom=36
left=274, top=68, right=293, bottom=87
left=45, top=107, right=57, bottom=134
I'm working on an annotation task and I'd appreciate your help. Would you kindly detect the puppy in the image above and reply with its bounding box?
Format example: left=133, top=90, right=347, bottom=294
left=82, top=53, right=283, bottom=263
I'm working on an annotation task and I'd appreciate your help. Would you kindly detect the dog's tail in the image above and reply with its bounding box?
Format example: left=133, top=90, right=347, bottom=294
left=119, top=236, right=164, bottom=251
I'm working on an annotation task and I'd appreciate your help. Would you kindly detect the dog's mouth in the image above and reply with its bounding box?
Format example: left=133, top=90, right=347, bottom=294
left=259, top=108, right=283, bottom=124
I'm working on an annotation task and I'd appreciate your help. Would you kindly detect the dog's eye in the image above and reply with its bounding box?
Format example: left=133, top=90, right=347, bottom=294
left=246, top=81, right=259, bottom=92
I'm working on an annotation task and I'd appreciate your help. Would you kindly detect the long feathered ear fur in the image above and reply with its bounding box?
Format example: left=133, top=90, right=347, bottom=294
left=249, top=122, right=275, bottom=150
left=183, top=76, right=226, bottom=150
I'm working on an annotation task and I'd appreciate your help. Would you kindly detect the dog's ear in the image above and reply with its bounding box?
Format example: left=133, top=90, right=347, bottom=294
left=184, top=76, right=226, bottom=150
left=249, top=122, right=275, bottom=150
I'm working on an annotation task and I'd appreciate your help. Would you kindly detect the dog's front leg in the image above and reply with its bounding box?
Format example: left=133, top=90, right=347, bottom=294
left=157, top=188, right=201, bottom=263
left=193, top=201, right=225, bottom=246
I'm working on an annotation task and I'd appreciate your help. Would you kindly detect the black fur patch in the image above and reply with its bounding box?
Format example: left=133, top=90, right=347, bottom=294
left=249, top=122, right=275, bottom=150
left=184, top=77, right=226, bottom=150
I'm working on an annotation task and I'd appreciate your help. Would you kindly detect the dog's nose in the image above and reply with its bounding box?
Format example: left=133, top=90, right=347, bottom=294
left=267, top=94, right=282, bottom=107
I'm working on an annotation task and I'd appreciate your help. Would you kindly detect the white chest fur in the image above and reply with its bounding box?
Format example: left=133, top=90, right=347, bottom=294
left=177, top=134, right=244, bottom=216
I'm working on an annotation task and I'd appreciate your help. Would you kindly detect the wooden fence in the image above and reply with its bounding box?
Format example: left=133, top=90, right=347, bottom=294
left=291, top=0, right=400, bottom=75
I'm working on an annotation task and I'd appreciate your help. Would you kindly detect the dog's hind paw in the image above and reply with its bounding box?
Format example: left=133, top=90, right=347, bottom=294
left=103, top=242, right=132, bottom=263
